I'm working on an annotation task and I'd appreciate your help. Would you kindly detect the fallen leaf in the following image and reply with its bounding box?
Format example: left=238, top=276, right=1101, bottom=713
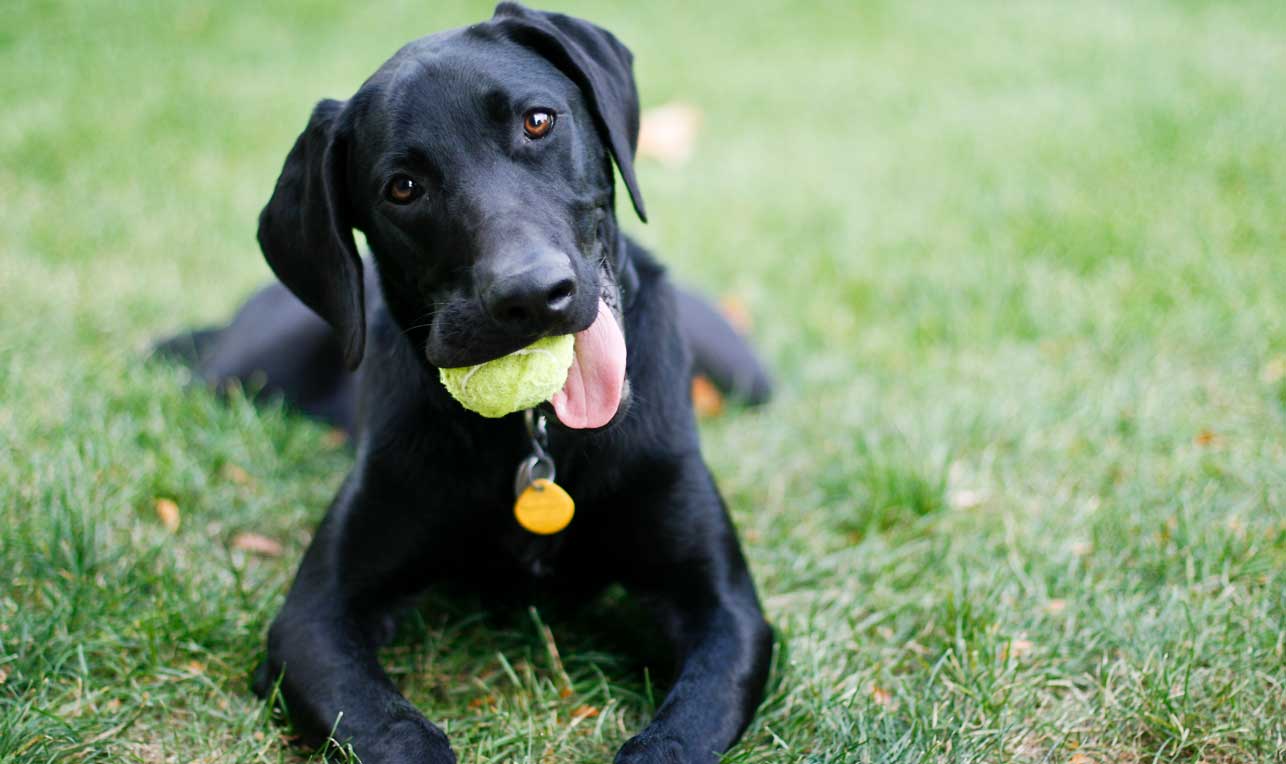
left=691, top=375, right=724, bottom=418
left=221, top=463, right=252, bottom=486
left=948, top=488, right=984, bottom=510
left=718, top=295, right=753, bottom=334
left=1194, top=429, right=1217, bottom=446
left=154, top=498, right=180, bottom=532
left=1003, top=638, right=1035, bottom=660
left=1261, top=356, right=1286, bottom=384
left=0, top=667, right=8, bottom=685
left=637, top=102, right=702, bottom=167
left=232, top=532, right=284, bottom=557
left=905, top=640, right=931, bottom=656
left=1068, top=754, right=1095, bottom=764
left=468, top=695, right=496, bottom=710
left=558, top=686, right=573, bottom=699
left=321, top=429, right=348, bottom=449
left=185, top=660, right=205, bottom=675
left=571, top=705, right=600, bottom=720
left=869, top=684, right=894, bottom=707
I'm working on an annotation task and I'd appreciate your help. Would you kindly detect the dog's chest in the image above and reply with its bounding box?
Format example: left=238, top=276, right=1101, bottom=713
left=466, top=481, right=606, bottom=591
left=498, top=527, right=567, bottom=581
left=420, top=419, right=614, bottom=589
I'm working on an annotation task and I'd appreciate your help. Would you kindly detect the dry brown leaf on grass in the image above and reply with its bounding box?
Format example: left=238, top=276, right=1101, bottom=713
left=717, top=295, right=753, bottom=334
left=570, top=705, right=600, bottom=720
left=691, top=375, right=724, bottom=418
left=231, top=532, right=284, bottom=557
left=1260, top=356, right=1286, bottom=383
left=0, top=666, right=8, bottom=685
left=948, top=488, right=984, bottom=510
left=637, top=102, right=702, bottom=167
left=869, top=684, right=894, bottom=707
left=221, top=463, right=252, bottom=486
left=322, top=428, right=348, bottom=449
left=904, top=640, right=931, bottom=656
left=1003, top=638, right=1035, bottom=661
left=154, top=498, right=180, bottom=532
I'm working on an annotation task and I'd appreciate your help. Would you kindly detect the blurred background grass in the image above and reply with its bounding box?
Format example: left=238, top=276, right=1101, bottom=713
left=1, top=1, right=1284, bottom=762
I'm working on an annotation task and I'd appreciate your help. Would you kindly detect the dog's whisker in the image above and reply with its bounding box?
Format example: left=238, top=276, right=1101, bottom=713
left=399, top=321, right=433, bottom=337
left=398, top=312, right=436, bottom=338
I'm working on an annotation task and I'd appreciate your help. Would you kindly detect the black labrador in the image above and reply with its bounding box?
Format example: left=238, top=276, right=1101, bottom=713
left=161, top=4, right=773, bottom=762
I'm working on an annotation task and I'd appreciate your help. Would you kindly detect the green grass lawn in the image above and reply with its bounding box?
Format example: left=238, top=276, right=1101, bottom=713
left=3, top=1, right=1285, bottom=762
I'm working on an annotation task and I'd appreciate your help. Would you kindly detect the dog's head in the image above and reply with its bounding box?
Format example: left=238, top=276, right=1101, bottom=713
left=257, top=3, right=645, bottom=428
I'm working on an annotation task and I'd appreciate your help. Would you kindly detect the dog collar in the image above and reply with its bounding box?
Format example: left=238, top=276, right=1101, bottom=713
left=512, top=410, right=575, bottom=534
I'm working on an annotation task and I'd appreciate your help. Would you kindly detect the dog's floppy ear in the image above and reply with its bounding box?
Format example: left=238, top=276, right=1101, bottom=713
left=257, top=99, right=365, bottom=369
left=491, top=2, right=648, bottom=223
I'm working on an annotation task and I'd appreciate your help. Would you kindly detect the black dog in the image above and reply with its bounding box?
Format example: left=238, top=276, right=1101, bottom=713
left=161, top=4, right=773, bottom=762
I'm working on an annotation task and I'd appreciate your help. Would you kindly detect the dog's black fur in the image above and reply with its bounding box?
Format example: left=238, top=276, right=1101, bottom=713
left=161, top=4, right=773, bottom=762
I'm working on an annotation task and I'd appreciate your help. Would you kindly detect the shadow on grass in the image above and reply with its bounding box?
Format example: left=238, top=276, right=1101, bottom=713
left=386, top=586, right=671, bottom=707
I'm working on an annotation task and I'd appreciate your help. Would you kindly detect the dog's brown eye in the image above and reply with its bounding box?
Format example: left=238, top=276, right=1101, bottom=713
left=523, top=109, right=556, bottom=139
left=385, top=175, right=422, bottom=204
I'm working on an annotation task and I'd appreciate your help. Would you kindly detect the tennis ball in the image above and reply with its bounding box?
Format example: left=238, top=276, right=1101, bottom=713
left=439, top=334, right=575, bottom=418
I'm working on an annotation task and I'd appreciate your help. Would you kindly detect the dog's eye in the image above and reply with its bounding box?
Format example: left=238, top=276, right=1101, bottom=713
left=385, top=175, right=422, bottom=204
left=523, top=109, right=556, bottom=139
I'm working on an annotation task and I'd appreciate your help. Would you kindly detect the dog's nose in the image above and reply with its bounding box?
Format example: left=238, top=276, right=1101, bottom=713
left=481, top=251, right=577, bottom=333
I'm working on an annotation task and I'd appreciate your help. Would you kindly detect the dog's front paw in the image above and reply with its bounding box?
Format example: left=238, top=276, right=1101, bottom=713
left=356, top=718, right=457, bottom=764
left=614, top=733, right=690, bottom=764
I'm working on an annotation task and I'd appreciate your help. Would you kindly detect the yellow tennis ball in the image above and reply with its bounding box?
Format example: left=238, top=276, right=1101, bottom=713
left=439, top=334, right=575, bottom=418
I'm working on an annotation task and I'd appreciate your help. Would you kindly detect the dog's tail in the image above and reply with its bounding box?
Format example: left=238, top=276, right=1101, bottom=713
left=674, top=286, right=773, bottom=406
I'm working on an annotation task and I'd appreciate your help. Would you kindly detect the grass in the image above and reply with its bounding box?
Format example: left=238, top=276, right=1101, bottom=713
left=2, top=0, right=1284, bottom=762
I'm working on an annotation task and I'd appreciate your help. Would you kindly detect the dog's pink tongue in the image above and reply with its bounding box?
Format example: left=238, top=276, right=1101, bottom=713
left=550, top=299, right=626, bottom=429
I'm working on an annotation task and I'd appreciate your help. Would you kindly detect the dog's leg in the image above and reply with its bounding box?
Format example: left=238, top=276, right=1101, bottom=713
left=256, top=476, right=457, bottom=764
left=156, top=280, right=359, bottom=432
left=613, top=465, right=774, bottom=764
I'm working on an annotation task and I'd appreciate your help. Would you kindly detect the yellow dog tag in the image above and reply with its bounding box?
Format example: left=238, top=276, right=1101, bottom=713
left=514, top=478, right=575, bottom=535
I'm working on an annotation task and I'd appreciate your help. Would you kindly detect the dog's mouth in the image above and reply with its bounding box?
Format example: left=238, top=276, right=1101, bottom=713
left=423, top=276, right=629, bottom=429
left=548, top=296, right=626, bottom=429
